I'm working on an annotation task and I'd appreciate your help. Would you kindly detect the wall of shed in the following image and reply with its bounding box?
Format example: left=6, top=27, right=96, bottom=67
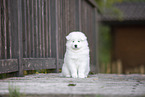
left=112, top=26, right=145, bottom=73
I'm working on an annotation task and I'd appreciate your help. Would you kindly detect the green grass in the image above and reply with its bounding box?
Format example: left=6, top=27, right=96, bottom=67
left=99, top=25, right=111, bottom=66
left=68, top=84, right=76, bottom=86
left=8, top=84, right=25, bottom=97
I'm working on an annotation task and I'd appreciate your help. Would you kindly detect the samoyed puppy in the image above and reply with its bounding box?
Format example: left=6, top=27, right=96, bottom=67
left=61, top=31, right=90, bottom=78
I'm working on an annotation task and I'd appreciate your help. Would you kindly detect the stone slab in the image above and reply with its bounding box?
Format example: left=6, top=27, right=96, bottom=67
left=0, top=73, right=145, bottom=97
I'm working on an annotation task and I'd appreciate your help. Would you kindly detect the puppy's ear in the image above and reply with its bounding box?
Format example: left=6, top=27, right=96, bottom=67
left=66, top=35, right=70, bottom=40
left=81, top=36, right=87, bottom=41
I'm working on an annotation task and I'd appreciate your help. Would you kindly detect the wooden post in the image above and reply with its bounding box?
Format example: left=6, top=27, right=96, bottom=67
left=107, top=63, right=111, bottom=74
left=112, top=62, right=116, bottom=74
left=117, top=60, right=122, bottom=74
left=3, top=0, right=7, bottom=59
left=79, top=0, right=82, bottom=31
left=140, top=65, right=144, bottom=74
left=55, top=0, right=59, bottom=73
left=94, top=7, right=99, bottom=73
left=18, top=0, right=23, bottom=76
left=0, top=0, right=1, bottom=59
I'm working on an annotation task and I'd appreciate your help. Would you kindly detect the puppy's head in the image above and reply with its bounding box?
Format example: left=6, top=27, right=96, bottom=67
left=66, top=31, right=88, bottom=50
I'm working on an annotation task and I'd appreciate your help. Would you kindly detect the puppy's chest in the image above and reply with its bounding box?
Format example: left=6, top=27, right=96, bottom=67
left=67, top=52, right=85, bottom=59
left=71, top=54, right=80, bottom=59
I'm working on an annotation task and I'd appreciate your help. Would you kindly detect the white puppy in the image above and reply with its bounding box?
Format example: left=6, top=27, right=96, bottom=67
left=61, top=31, right=90, bottom=78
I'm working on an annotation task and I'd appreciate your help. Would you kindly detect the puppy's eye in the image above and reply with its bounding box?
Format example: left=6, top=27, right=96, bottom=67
left=78, top=41, right=80, bottom=42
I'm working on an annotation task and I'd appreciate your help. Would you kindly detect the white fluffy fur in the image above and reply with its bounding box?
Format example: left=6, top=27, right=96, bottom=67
left=61, top=31, right=90, bottom=78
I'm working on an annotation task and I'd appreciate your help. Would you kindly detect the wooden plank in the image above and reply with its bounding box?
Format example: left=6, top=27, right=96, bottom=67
left=23, top=58, right=56, bottom=70
left=75, top=0, right=79, bottom=30
left=57, top=0, right=60, bottom=59
left=64, top=0, right=68, bottom=34
left=35, top=0, right=39, bottom=58
left=58, top=59, right=63, bottom=68
left=0, top=1, right=1, bottom=59
left=87, top=2, right=93, bottom=69
left=140, top=65, right=144, bottom=74
left=27, top=0, right=32, bottom=57
left=62, top=0, right=65, bottom=58
left=50, top=0, right=56, bottom=58
left=84, top=1, right=88, bottom=33
left=42, top=0, right=45, bottom=58
left=23, top=0, right=28, bottom=58
left=31, top=0, right=35, bottom=57
left=18, top=0, right=24, bottom=76
left=48, top=0, right=52, bottom=57
left=3, top=0, right=7, bottom=59
left=39, top=0, right=42, bottom=58
left=0, top=58, right=63, bottom=74
left=69, top=0, right=74, bottom=31
left=59, top=1, right=62, bottom=58
left=8, top=0, right=12, bottom=59
left=66, top=0, right=69, bottom=33
left=117, top=60, right=122, bottom=74
left=79, top=0, right=82, bottom=31
left=58, top=0, right=64, bottom=59
left=1, top=2, right=5, bottom=59
left=0, top=58, right=63, bottom=73
left=45, top=0, right=49, bottom=57
left=10, top=0, right=19, bottom=59
left=0, top=59, right=18, bottom=74
left=55, top=0, right=59, bottom=72
left=81, top=0, right=84, bottom=32
left=94, top=8, right=99, bottom=73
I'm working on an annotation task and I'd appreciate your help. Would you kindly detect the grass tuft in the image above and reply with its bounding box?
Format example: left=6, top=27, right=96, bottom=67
left=8, top=84, right=25, bottom=97
left=68, top=83, right=76, bottom=86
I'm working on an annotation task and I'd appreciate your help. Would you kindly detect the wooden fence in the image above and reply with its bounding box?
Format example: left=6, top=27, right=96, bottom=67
left=0, top=0, right=98, bottom=76
left=100, top=60, right=145, bottom=74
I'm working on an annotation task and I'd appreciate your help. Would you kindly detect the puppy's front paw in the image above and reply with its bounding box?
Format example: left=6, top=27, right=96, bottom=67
left=65, top=75, right=71, bottom=78
left=78, top=74, right=86, bottom=78
left=72, top=73, right=78, bottom=78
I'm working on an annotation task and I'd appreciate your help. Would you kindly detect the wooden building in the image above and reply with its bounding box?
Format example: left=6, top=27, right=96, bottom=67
left=101, top=2, right=145, bottom=73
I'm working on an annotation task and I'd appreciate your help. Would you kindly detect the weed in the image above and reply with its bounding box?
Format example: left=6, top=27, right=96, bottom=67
left=8, top=84, right=25, bottom=97
left=68, top=83, right=76, bottom=86
left=96, top=94, right=102, bottom=97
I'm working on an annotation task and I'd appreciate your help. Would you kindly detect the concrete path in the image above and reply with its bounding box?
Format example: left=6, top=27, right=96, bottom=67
left=0, top=73, right=145, bottom=97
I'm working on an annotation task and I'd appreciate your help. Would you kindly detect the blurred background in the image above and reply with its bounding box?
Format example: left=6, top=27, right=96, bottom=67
left=97, top=0, right=145, bottom=74
left=0, top=0, right=145, bottom=79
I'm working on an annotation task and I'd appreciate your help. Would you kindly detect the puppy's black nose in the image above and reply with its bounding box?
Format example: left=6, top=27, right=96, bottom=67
left=74, top=45, right=77, bottom=48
